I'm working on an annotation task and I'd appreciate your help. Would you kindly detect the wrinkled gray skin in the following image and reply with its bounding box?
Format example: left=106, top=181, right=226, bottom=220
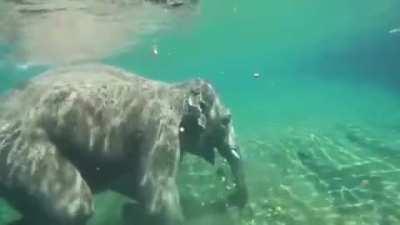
left=0, top=64, right=247, bottom=225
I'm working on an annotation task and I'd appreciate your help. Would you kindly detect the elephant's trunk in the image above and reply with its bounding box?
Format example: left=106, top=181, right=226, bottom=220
left=217, top=144, right=248, bottom=208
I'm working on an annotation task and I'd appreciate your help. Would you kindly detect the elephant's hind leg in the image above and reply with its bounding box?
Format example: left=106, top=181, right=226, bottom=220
left=0, top=130, right=94, bottom=225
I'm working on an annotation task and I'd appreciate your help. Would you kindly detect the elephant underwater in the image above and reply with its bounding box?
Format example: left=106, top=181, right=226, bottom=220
left=0, top=64, right=248, bottom=225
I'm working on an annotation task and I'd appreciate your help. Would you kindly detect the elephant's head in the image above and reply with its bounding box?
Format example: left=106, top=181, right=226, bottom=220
left=178, top=79, right=248, bottom=208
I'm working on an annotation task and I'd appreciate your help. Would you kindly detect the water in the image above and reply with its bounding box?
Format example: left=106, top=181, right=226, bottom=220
left=1, top=0, right=400, bottom=225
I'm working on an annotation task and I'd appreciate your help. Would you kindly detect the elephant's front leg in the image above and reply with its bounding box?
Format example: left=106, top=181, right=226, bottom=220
left=137, top=120, right=183, bottom=225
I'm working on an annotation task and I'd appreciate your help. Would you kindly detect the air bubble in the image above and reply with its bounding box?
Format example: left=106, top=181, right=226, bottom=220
left=152, top=45, right=159, bottom=56
left=253, top=72, right=260, bottom=79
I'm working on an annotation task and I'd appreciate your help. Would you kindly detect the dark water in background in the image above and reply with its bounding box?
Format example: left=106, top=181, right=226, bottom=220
left=1, top=0, right=400, bottom=225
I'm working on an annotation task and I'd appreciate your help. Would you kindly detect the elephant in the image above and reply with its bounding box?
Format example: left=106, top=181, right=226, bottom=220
left=0, top=64, right=248, bottom=225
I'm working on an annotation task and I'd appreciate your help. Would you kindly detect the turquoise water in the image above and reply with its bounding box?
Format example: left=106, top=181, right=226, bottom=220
left=1, top=0, right=400, bottom=225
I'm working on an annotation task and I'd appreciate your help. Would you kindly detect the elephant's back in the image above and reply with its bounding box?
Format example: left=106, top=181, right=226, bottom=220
left=30, top=63, right=151, bottom=88
left=0, top=64, right=164, bottom=121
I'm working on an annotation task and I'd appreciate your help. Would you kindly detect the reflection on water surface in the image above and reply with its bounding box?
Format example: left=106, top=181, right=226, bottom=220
left=0, top=0, right=197, bottom=66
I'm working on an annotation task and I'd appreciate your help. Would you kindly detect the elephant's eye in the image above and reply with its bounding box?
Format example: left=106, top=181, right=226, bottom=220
left=199, top=101, right=207, bottom=112
left=221, top=114, right=231, bottom=125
